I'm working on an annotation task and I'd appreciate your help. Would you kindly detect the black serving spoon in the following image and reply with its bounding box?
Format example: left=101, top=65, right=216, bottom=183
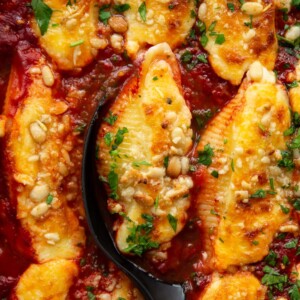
left=81, top=101, right=186, bottom=300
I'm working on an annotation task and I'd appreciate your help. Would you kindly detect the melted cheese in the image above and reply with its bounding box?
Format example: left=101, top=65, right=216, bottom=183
left=15, top=260, right=78, bottom=300
left=200, top=272, right=266, bottom=300
left=121, top=0, right=195, bottom=56
left=31, top=0, right=99, bottom=70
left=200, top=0, right=277, bottom=85
left=4, top=59, right=85, bottom=262
left=97, top=43, right=193, bottom=253
left=289, top=62, right=300, bottom=113
left=196, top=76, right=291, bottom=271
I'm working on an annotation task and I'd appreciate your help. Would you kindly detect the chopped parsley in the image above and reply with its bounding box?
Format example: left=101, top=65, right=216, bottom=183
left=280, top=204, right=290, bottom=214
left=252, top=240, right=259, bottom=245
left=208, top=21, right=217, bottom=32
left=112, top=127, right=128, bottom=149
left=278, top=150, right=295, bottom=171
left=288, top=130, right=300, bottom=149
left=210, top=209, right=219, bottom=216
left=200, top=33, right=208, bottom=47
left=293, top=198, right=300, bottom=210
left=193, top=109, right=213, bottom=129
left=244, top=15, right=253, bottom=29
left=99, top=5, right=111, bottom=25
left=46, top=194, right=53, bottom=205
left=152, top=76, right=158, bottom=81
left=230, top=159, right=235, bottom=172
left=70, top=39, right=84, bottom=47
left=104, top=132, right=113, bottom=146
left=284, top=126, right=295, bottom=136
left=103, top=111, right=118, bottom=125
left=261, top=266, right=288, bottom=291
left=198, top=144, right=214, bottom=166
left=215, top=34, right=225, bottom=45
left=124, top=214, right=159, bottom=256
left=284, top=239, right=298, bottom=249
left=180, top=51, right=193, bottom=63
left=282, top=255, right=290, bottom=266
left=138, top=2, right=147, bottom=22
left=269, top=178, right=275, bottom=191
left=74, top=122, right=87, bottom=133
left=114, top=4, right=130, bottom=12
left=87, top=290, right=96, bottom=300
left=227, top=2, right=235, bottom=11
left=250, top=189, right=266, bottom=199
left=132, top=161, right=152, bottom=167
left=107, top=168, right=118, bottom=199
left=167, top=214, right=177, bottom=232
left=197, top=53, right=208, bottom=63
left=287, top=81, right=299, bottom=89
left=31, top=0, right=53, bottom=36
left=190, top=9, right=196, bottom=18
left=163, top=156, right=169, bottom=168
left=211, top=170, right=219, bottom=178
left=264, top=250, right=278, bottom=267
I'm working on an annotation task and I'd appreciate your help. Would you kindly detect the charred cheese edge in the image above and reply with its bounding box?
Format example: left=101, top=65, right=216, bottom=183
left=196, top=65, right=292, bottom=271
left=15, top=260, right=78, bottom=300
left=121, top=0, right=195, bottom=57
left=199, top=0, right=277, bottom=85
left=4, top=58, right=85, bottom=262
left=97, top=43, right=193, bottom=254
left=31, top=0, right=100, bottom=70
left=200, top=272, right=266, bottom=300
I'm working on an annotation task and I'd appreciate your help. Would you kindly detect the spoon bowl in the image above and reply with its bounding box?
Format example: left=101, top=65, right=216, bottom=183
left=81, top=100, right=185, bottom=300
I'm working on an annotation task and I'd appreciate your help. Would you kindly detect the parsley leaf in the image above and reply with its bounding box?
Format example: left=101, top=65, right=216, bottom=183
left=197, top=53, right=208, bottom=63
left=99, top=6, right=111, bottom=25
left=46, top=194, right=53, bottom=205
left=124, top=214, right=159, bottom=256
left=181, top=51, right=193, bottom=63
left=284, top=239, right=298, bottom=249
left=104, top=132, right=113, bottom=146
left=211, top=170, right=219, bottom=178
left=289, top=284, right=300, bottom=300
left=132, top=161, right=152, bottom=167
left=138, top=2, right=147, bottom=22
left=250, top=189, right=266, bottom=199
left=113, top=127, right=128, bottom=149
left=103, top=111, right=118, bottom=125
left=293, top=198, right=300, bottom=210
left=262, top=266, right=288, bottom=291
left=167, top=214, right=177, bottom=232
left=227, top=3, right=235, bottom=11
left=163, top=156, right=169, bottom=168
left=264, top=250, right=278, bottom=267
left=288, top=130, right=300, bottom=149
left=31, top=0, right=53, bottom=36
left=280, top=204, right=290, bottom=214
left=278, top=150, right=295, bottom=171
left=114, top=4, right=130, bottom=12
left=74, top=122, right=87, bottom=133
left=215, top=34, right=225, bottom=44
left=200, top=33, right=208, bottom=47
left=108, top=168, right=118, bottom=199
left=198, top=144, right=214, bottom=166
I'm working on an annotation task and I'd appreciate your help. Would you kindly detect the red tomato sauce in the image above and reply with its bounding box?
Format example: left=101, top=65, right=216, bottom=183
left=0, top=1, right=299, bottom=299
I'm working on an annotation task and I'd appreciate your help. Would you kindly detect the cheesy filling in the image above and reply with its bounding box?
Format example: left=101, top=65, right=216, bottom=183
left=97, top=43, right=193, bottom=256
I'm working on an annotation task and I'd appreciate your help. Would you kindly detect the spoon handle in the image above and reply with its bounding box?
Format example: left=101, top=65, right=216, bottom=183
left=129, top=268, right=185, bottom=300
